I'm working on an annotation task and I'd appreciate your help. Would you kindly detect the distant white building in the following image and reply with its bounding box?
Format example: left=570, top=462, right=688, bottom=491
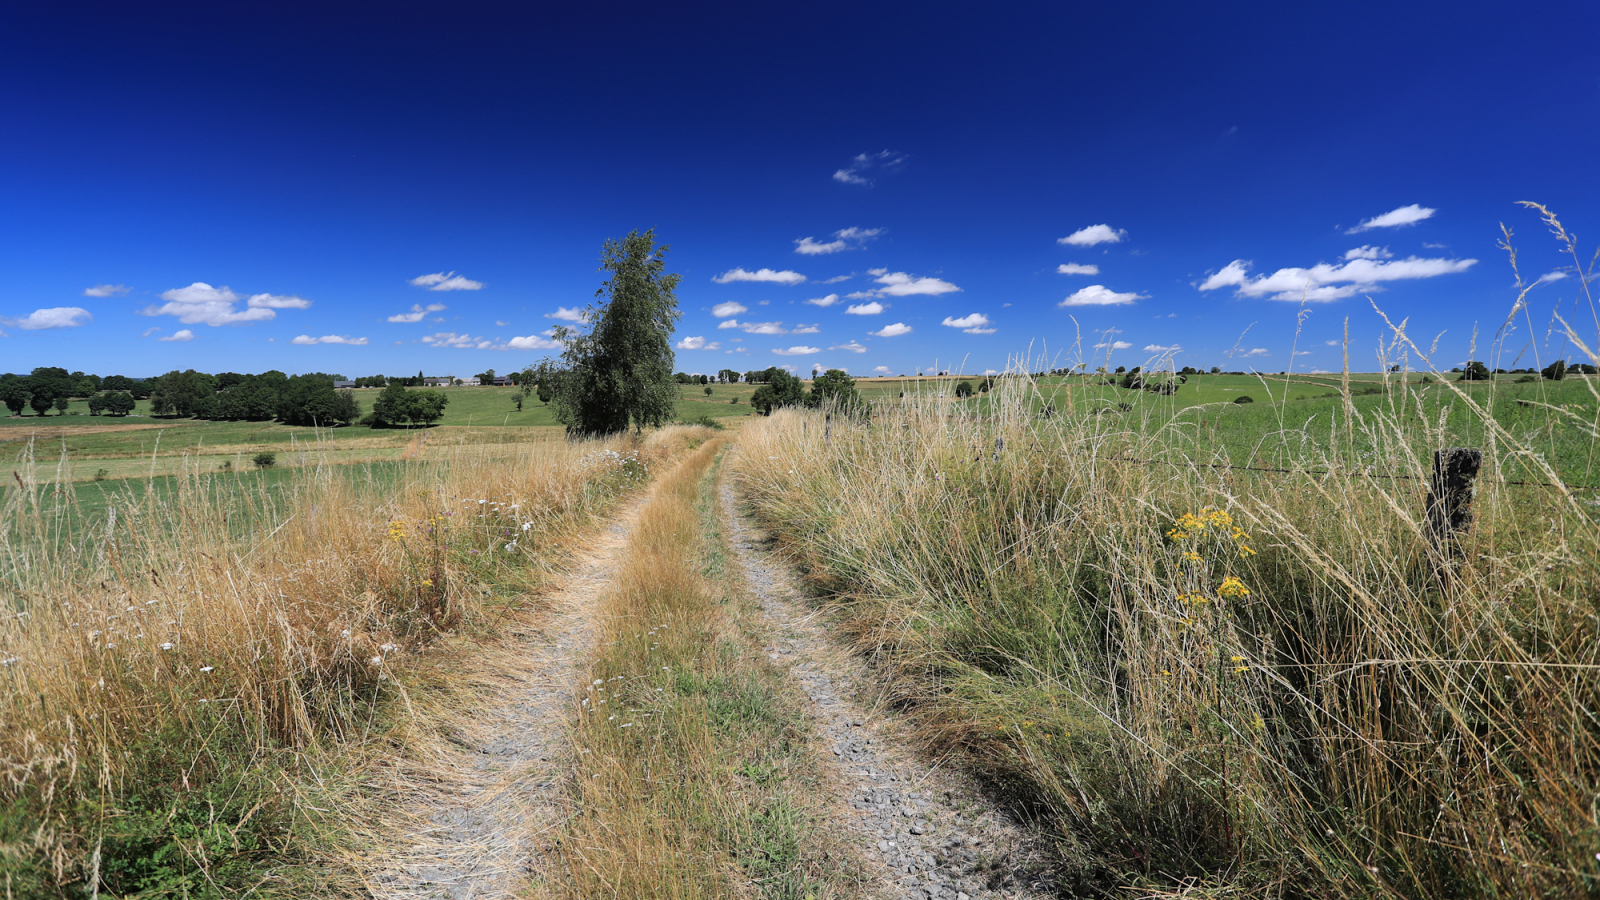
left=423, top=376, right=453, bottom=387
left=460, top=376, right=481, bottom=386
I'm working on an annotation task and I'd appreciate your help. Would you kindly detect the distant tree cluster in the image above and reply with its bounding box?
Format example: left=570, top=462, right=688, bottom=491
left=748, top=367, right=867, bottom=416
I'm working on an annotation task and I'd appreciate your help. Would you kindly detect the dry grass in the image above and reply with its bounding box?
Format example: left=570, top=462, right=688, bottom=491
left=729, top=213, right=1600, bottom=898
left=554, top=440, right=860, bottom=900
left=0, top=429, right=670, bottom=896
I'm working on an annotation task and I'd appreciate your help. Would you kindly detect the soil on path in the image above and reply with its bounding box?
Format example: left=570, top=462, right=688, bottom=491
left=721, top=482, right=1057, bottom=900
left=363, top=495, right=650, bottom=900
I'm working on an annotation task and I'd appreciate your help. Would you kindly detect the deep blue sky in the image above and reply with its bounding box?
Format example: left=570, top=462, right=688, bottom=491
left=3, top=1, right=1597, bottom=378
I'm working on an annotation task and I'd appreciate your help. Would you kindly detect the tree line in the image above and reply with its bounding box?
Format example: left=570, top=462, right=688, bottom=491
left=1, top=367, right=449, bottom=428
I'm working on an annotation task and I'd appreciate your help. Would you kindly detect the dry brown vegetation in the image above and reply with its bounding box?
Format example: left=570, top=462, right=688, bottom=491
left=0, top=431, right=671, bottom=896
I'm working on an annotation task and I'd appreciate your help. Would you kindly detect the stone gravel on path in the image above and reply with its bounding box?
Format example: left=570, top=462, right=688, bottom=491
left=721, top=482, right=1055, bottom=900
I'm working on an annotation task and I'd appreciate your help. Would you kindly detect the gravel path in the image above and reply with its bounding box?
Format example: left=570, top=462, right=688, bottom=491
left=367, top=499, right=647, bottom=900
left=721, top=483, right=1056, bottom=900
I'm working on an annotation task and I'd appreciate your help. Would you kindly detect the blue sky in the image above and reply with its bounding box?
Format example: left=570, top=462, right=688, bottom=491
left=3, top=1, right=1597, bottom=378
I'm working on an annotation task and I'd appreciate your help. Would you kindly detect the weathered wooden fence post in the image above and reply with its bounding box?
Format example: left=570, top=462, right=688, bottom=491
left=824, top=412, right=832, bottom=446
left=1427, top=447, right=1482, bottom=554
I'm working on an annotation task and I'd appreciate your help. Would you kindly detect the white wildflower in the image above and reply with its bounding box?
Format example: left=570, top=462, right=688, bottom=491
left=370, top=656, right=383, bottom=665
left=200, top=666, right=214, bottom=672
left=159, top=642, right=174, bottom=651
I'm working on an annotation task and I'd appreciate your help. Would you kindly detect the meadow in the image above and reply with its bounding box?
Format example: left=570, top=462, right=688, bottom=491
left=733, top=362, right=1600, bottom=898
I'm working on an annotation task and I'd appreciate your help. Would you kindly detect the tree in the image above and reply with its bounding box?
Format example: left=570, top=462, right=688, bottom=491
left=105, top=392, right=136, bottom=416
left=718, top=368, right=740, bottom=384
left=1542, top=359, right=1567, bottom=381
left=954, top=380, right=974, bottom=398
left=1, top=377, right=30, bottom=416
left=476, top=369, right=496, bottom=384
left=703, top=385, right=713, bottom=396
left=370, top=382, right=447, bottom=428
left=1459, top=361, right=1492, bottom=382
left=750, top=368, right=805, bottom=415
left=547, top=229, right=682, bottom=435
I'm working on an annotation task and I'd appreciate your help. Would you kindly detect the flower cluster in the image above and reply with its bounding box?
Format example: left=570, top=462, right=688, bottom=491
left=1167, top=506, right=1255, bottom=558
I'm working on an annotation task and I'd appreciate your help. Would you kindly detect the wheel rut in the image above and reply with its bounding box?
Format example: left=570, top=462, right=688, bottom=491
left=364, top=494, right=650, bottom=900
left=721, top=482, right=1055, bottom=900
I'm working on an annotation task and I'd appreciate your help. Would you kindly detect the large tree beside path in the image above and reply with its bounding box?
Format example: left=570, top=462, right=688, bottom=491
left=548, top=229, right=682, bottom=435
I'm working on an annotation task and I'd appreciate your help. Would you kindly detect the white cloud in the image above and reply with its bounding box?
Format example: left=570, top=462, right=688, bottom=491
left=712, top=267, right=806, bottom=285
left=830, top=341, right=868, bottom=353
left=291, top=334, right=368, bottom=345
left=1239, top=348, right=1270, bottom=357
left=508, top=334, right=561, bottom=350
left=1093, top=340, right=1133, bottom=349
left=141, top=327, right=161, bottom=337
left=942, top=313, right=989, bottom=329
left=411, top=272, right=485, bottom=291
left=1198, top=254, right=1476, bottom=302
left=869, top=269, right=961, bottom=297
left=741, top=321, right=788, bottom=335
left=1324, top=339, right=1339, bottom=346
left=712, top=301, right=748, bottom=317
left=1537, top=270, right=1569, bottom=283
left=873, top=366, right=891, bottom=374
left=1144, top=343, right=1181, bottom=353
left=677, top=336, right=722, bottom=350
left=871, top=323, right=912, bottom=337
left=845, top=302, right=886, bottom=315
left=791, top=324, right=820, bottom=334
left=142, top=282, right=285, bottom=326
left=819, top=274, right=854, bottom=284
left=1060, top=285, right=1145, bottom=307
left=795, top=227, right=883, bottom=255
left=1057, top=263, right=1100, bottom=275
left=804, top=294, right=841, bottom=307
left=546, top=306, right=586, bottom=322
left=157, top=329, right=194, bottom=342
left=1, top=307, right=93, bottom=330
left=388, top=302, right=448, bottom=323
left=421, top=332, right=494, bottom=349
left=1058, top=224, right=1127, bottom=247
left=717, top=319, right=743, bottom=330
left=833, top=150, right=904, bottom=186
left=1344, top=245, right=1393, bottom=260
left=247, top=293, right=311, bottom=310
left=773, top=346, right=821, bottom=356
left=495, top=320, right=509, bottom=326
left=83, top=284, right=130, bottom=297
left=1346, top=204, right=1436, bottom=234
left=795, top=237, right=846, bottom=255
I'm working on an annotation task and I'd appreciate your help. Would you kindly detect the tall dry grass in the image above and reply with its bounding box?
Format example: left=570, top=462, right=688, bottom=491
left=0, top=431, right=663, bottom=896
left=731, top=216, right=1600, bottom=898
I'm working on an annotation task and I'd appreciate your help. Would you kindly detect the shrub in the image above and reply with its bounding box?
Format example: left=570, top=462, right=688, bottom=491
left=252, top=451, right=277, bottom=469
left=954, top=380, right=974, bottom=398
left=1233, top=394, right=1254, bottom=404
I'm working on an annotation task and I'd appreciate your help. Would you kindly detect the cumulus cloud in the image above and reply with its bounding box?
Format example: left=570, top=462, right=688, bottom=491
left=1198, top=254, right=1476, bottom=302
left=388, top=303, right=448, bottom=323
left=942, top=313, right=995, bottom=334
left=845, top=302, right=886, bottom=315
left=772, top=346, right=821, bottom=356
left=712, top=301, right=748, bottom=317
left=1060, top=285, right=1145, bottom=307
left=1058, top=224, right=1127, bottom=247
left=1144, top=343, right=1181, bottom=353
left=411, top=271, right=485, bottom=291
left=677, top=336, right=723, bottom=350
left=871, top=323, right=912, bottom=337
left=1324, top=339, right=1339, bottom=346
left=422, top=332, right=494, bottom=349
left=83, top=284, right=130, bottom=297
left=1239, top=348, right=1270, bottom=357
left=873, top=366, right=891, bottom=374
left=717, top=319, right=743, bottom=330
left=1057, top=263, right=1099, bottom=275
left=867, top=269, right=961, bottom=297
left=830, top=340, right=868, bottom=353
left=1346, top=204, right=1436, bottom=234
left=1094, top=340, right=1133, bottom=349
left=794, top=226, right=883, bottom=255
left=1537, top=270, right=1569, bottom=283
left=712, top=267, right=806, bottom=285
left=791, top=324, right=820, bottom=334
left=545, top=306, right=586, bottom=322
left=141, top=282, right=306, bottom=326
left=157, top=329, right=194, bottom=342
left=508, top=334, right=561, bottom=350
left=805, top=294, right=841, bottom=307
left=291, top=334, right=369, bottom=346
left=1, top=307, right=93, bottom=330
left=1344, top=245, right=1393, bottom=260
left=741, top=321, right=788, bottom=335
left=832, top=150, right=904, bottom=186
